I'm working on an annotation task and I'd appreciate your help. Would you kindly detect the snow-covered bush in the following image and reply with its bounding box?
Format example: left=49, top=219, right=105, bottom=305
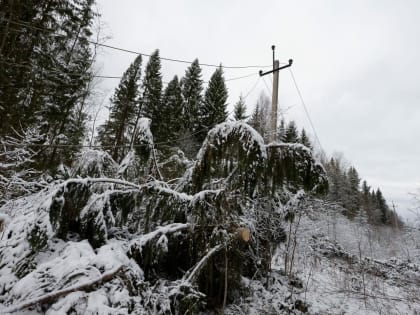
left=189, top=121, right=267, bottom=196
left=184, top=122, right=328, bottom=198
left=0, top=126, right=46, bottom=204
left=71, top=149, right=118, bottom=178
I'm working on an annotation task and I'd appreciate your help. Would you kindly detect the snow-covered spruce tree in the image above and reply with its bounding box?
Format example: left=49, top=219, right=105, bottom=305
left=137, top=50, right=163, bottom=142
left=187, top=121, right=267, bottom=196
left=97, top=54, right=142, bottom=163
left=0, top=121, right=329, bottom=313
left=265, top=143, right=328, bottom=195
left=179, top=121, right=327, bottom=307
left=71, top=149, right=118, bottom=180
left=195, top=66, right=228, bottom=143
left=233, top=95, right=248, bottom=121
left=118, top=118, right=155, bottom=182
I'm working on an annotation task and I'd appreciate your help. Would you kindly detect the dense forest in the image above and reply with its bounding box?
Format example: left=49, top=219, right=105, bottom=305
left=0, top=1, right=418, bottom=314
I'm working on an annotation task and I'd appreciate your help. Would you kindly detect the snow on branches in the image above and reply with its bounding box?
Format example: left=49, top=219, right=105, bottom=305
left=185, top=121, right=328, bottom=197
left=0, top=126, right=46, bottom=204
left=0, top=120, right=330, bottom=313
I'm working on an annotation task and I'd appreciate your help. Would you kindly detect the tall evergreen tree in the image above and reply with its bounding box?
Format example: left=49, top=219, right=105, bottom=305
left=347, top=167, right=360, bottom=193
left=176, top=59, right=204, bottom=157
left=97, top=54, right=142, bottom=162
left=361, top=180, right=371, bottom=208
left=157, top=75, right=183, bottom=144
left=248, top=92, right=270, bottom=141
left=181, top=59, right=203, bottom=133
left=345, top=166, right=361, bottom=215
left=139, top=50, right=162, bottom=138
left=249, top=104, right=262, bottom=132
left=361, top=180, right=374, bottom=221
left=328, top=158, right=340, bottom=200
left=376, top=189, right=389, bottom=224
left=0, top=0, right=96, bottom=168
left=300, top=128, right=312, bottom=149
left=197, top=66, right=228, bottom=142
left=277, top=119, right=286, bottom=142
left=325, top=157, right=346, bottom=204
left=284, top=121, right=299, bottom=143
left=233, top=95, right=248, bottom=121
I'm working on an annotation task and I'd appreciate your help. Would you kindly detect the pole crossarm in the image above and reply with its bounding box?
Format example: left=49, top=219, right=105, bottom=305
left=259, top=59, right=293, bottom=77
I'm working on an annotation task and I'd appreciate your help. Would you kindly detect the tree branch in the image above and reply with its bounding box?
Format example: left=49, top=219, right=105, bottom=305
left=2, top=265, right=124, bottom=313
left=130, top=223, right=190, bottom=249
left=183, top=244, right=223, bottom=283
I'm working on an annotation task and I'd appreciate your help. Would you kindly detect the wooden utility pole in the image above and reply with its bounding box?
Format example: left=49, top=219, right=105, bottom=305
left=259, top=46, right=293, bottom=142
left=271, top=59, right=279, bottom=142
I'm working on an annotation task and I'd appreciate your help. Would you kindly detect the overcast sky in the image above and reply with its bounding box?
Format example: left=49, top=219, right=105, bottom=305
left=95, top=0, right=420, bottom=221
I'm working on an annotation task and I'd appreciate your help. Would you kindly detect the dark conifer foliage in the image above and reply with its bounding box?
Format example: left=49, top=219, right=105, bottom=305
left=181, top=59, right=203, bottom=133
left=177, top=59, right=204, bottom=156
left=0, top=0, right=96, bottom=168
left=375, top=189, right=390, bottom=224
left=344, top=166, right=361, bottom=215
left=300, top=128, right=312, bottom=149
left=157, top=75, right=183, bottom=144
left=97, top=54, right=142, bottom=162
left=277, top=119, right=286, bottom=142
left=284, top=121, right=299, bottom=143
left=233, top=95, right=248, bottom=121
left=197, top=66, right=228, bottom=142
left=248, top=93, right=270, bottom=140
left=139, top=50, right=163, bottom=138
left=248, top=104, right=262, bottom=133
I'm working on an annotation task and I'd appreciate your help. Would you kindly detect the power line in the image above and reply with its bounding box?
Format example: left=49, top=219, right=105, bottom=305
left=261, top=76, right=272, bottom=96
left=1, top=58, right=259, bottom=84
left=94, top=71, right=259, bottom=83
left=0, top=58, right=94, bottom=81
left=1, top=19, right=272, bottom=69
left=225, top=72, right=258, bottom=82
left=288, top=68, right=324, bottom=152
left=243, top=76, right=261, bottom=100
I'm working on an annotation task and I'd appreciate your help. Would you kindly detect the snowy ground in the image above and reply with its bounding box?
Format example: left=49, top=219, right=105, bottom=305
left=269, top=200, right=420, bottom=315
left=1, top=190, right=419, bottom=314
